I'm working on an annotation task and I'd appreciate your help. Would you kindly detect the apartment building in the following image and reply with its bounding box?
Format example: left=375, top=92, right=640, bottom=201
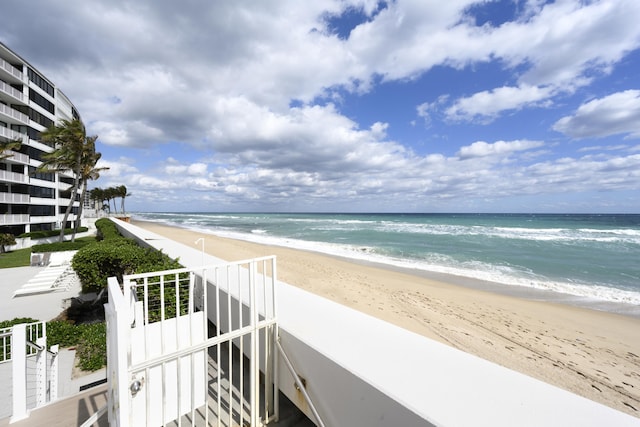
left=0, top=42, right=81, bottom=236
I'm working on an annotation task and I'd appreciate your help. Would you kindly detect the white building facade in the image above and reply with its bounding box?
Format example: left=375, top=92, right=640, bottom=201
left=0, top=42, right=81, bottom=236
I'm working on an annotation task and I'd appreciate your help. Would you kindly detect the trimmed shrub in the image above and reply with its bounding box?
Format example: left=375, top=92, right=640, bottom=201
left=32, top=240, right=93, bottom=253
left=76, top=322, right=107, bottom=371
left=18, top=227, right=88, bottom=239
left=72, top=219, right=182, bottom=292
left=46, top=320, right=83, bottom=347
left=0, top=233, right=16, bottom=253
left=94, top=218, right=120, bottom=241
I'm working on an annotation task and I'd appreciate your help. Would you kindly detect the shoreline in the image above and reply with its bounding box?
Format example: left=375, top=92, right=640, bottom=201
left=132, top=219, right=640, bottom=417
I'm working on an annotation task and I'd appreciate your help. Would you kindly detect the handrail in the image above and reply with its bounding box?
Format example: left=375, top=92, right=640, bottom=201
left=26, top=340, right=44, bottom=352
left=79, top=404, right=108, bottom=427
left=276, top=338, right=327, bottom=427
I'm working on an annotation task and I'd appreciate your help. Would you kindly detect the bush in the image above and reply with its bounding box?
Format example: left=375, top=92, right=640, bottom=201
left=0, top=233, right=16, bottom=253
left=72, top=219, right=182, bottom=292
left=76, top=322, right=107, bottom=371
left=95, top=218, right=120, bottom=241
left=46, top=320, right=84, bottom=347
left=32, top=240, right=93, bottom=253
left=18, top=227, right=88, bottom=239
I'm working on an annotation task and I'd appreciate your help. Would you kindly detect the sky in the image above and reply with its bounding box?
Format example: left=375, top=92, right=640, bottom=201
left=2, top=0, right=640, bottom=213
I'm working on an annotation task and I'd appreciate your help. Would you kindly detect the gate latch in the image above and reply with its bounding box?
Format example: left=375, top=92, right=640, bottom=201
left=130, top=376, right=144, bottom=397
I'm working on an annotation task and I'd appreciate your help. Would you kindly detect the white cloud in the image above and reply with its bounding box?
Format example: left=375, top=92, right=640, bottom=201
left=553, top=90, right=640, bottom=139
left=165, top=163, right=208, bottom=176
left=445, top=85, right=554, bottom=122
left=457, top=140, right=545, bottom=159
left=97, top=158, right=138, bottom=178
left=3, top=0, right=639, bottom=211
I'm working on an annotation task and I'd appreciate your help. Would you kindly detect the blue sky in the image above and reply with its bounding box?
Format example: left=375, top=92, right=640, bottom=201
left=2, top=0, right=640, bottom=213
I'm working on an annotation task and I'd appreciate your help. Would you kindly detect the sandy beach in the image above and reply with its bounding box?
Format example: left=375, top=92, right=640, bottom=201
left=134, top=220, right=640, bottom=417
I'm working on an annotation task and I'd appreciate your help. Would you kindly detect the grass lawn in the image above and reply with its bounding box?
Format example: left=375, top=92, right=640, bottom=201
left=0, top=236, right=97, bottom=269
left=0, top=247, right=31, bottom=268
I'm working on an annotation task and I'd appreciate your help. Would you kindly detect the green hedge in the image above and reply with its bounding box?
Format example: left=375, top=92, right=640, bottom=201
left=94, top=218, right=120, bottom=241
left=18, top=227, right=88, bottom=239
left=72, top=219, right=182, bottom=293
left=31, top=240, right=93, bottom=253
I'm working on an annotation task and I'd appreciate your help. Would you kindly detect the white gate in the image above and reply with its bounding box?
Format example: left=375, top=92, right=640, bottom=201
left=105, top=256, right=279, bottom=427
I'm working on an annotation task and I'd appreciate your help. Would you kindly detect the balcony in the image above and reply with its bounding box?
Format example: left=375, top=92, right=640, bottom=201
left=0, top=213, right=29, bottom=225
left=0, top=193, right=29, bottom=204
left=0, top=57, right=23, bottom=82
left=29, top=196, right=55, bottom=206
left=0, top=127, right=26, bottom=144
left=0, top=169, right=28, bottom=184
left=0, top=80, right=23, bottom=102
left=0, top=150, right=29, bottom=164
left=0, top=103, right=29, bottom=125
left=28, top=215, right=58, bottom=224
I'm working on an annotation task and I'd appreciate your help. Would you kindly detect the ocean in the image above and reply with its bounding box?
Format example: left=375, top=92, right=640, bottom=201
left=133, top=212, right=640, bottom=313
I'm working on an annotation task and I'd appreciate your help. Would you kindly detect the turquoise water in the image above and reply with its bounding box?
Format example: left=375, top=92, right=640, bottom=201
left=134, top=212, right=640, bottom=307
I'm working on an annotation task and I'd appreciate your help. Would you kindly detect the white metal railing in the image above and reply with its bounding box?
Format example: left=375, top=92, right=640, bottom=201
left=0, top=126, right=26, bottom=143
left=105, top=256, right=279, bottom=427
left=0, top=169, right=28, bottom=183
left=0, top=102, right=29, bottom=124
left=0, top=79, right=23, bottom=101
left=0, top=193, right=29, bottom=204
left=0, top=327, right=11, bottom=363
left=0, top=149, right=30, bottom=164
left=0, top=213, right=30, bottom=225
left=4, top=322, right=59, bottom=423
left=0, top=57, right=23, bottom=79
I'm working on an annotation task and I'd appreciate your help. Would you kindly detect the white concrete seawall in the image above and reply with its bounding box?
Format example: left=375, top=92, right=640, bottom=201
left=113, top=218, right=640, bottom=427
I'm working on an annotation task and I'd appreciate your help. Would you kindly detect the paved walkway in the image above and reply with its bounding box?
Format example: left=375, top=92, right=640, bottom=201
left=1, top=264, right=84, bottom=322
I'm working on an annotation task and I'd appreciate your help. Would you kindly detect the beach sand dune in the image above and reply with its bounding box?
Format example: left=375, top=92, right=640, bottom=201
left=134, top=220, right=640, bottom=417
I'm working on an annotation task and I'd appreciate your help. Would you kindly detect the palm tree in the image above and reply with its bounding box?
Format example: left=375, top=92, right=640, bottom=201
left=38, top=119, right=97, bottom=242
left=73, top=139, right=108, bottom=239
left=89, top=187, right=109, bottom=214
left=117, top=185, right=131, bottom=215
left=104, top=186, right=118, bottom=214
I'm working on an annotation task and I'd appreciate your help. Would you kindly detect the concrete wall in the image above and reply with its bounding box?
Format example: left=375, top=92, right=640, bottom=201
left=111, top=218, right=640, bottom=427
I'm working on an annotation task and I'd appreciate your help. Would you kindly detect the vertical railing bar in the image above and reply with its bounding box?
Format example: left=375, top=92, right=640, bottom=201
left=145, top=366, right=151, bottom=426
left=160, top=274, right=166, bottom=324
left=227, top=265, right=233, bottom=427
left=189, top=272, right=196, bottom=425
left=265, top=327, right=271, bottom=421
left=202, top=269, right=210, bottom=427
left=273, top=258, right=280, bottom=422
left=215, top=268, right=221, bottom=427
left=144, top=278, right=149, bottom=325
left=162, top=361, right=167, bottom=427
left=172, top=273, right=182, bottom=427
left=249, top=260, right=258, bottom=427
left=239, top=263, right=244, bottom=427
left=228, top=336, right=233, bottom=427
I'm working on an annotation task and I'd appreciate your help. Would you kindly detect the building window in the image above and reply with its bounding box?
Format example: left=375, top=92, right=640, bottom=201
left=28, top=88, right=55, bottom=114
left=30, top=186, right=55, bottom=198
left=28, top=166, right=55, bottom=182
left=27, top=68, right=55, bottom=97
left=29, top=205, right=55, bottom=216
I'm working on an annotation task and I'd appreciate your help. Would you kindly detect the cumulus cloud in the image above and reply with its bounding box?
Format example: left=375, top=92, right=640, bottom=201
left=553, top=90, right=640, bottom=139
left=457, top=140, right=545, bottom=159
left=2, top=0, right=639, bottom=211
left=445, top=85, right=554, bottom=122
